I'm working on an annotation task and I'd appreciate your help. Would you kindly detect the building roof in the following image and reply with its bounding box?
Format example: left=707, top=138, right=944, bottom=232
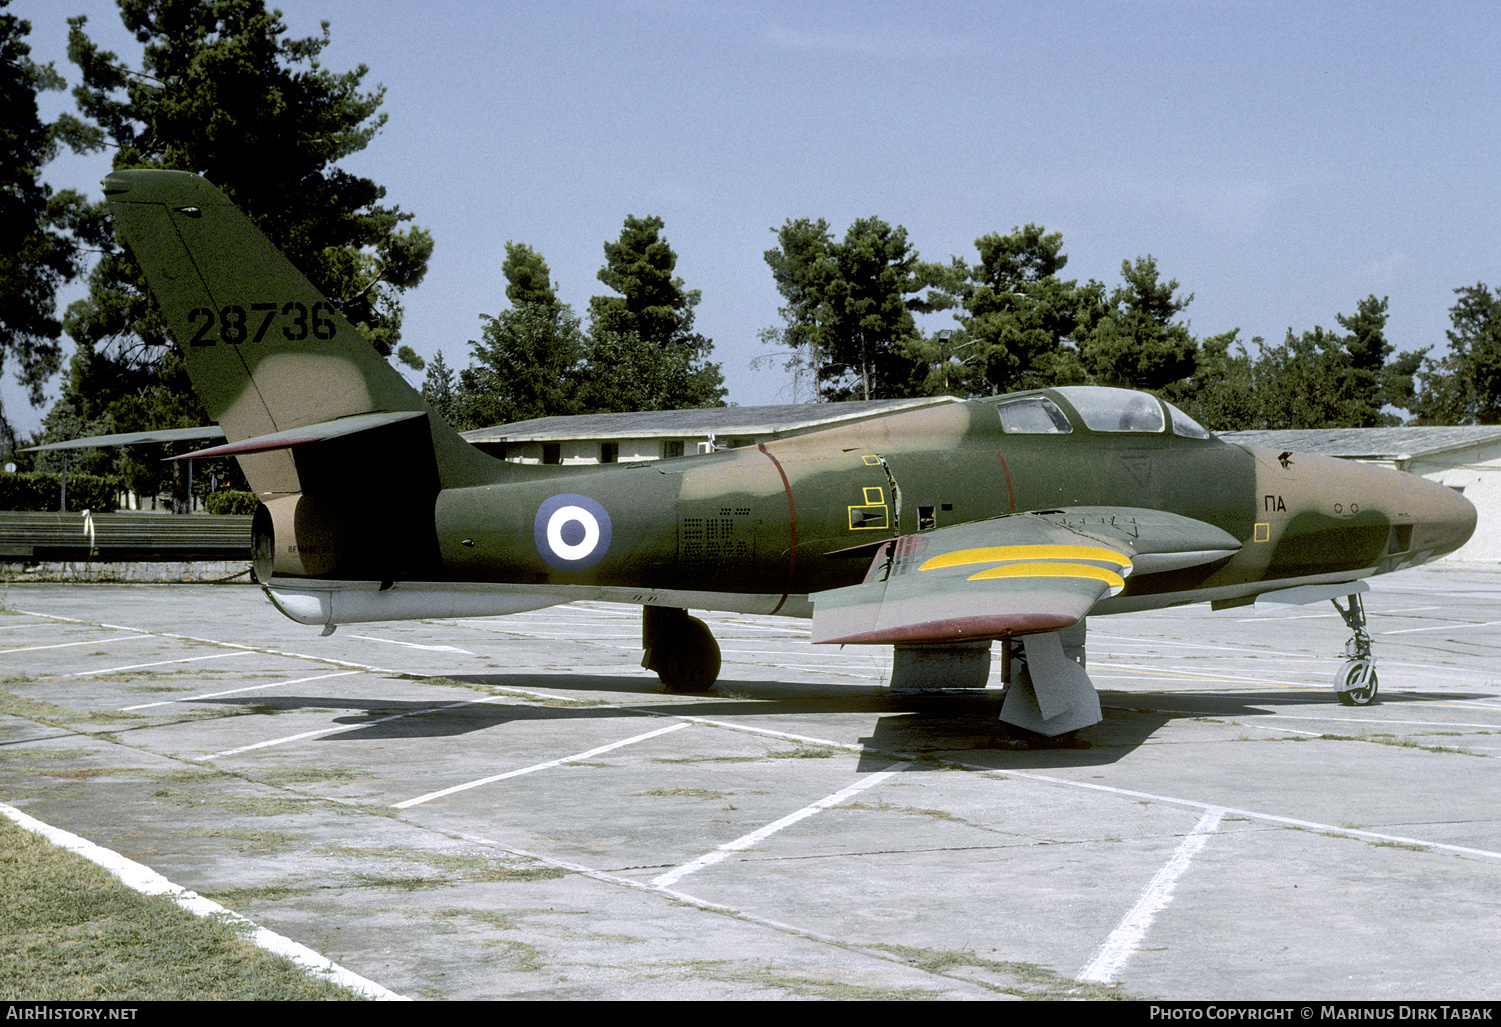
left=1222, top=426, right=1501, bottom=461
left=460, top=397, right=959, bottom=444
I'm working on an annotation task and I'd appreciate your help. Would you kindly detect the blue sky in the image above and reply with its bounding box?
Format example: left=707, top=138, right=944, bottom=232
left=11, top=0, right=1499, bottom=435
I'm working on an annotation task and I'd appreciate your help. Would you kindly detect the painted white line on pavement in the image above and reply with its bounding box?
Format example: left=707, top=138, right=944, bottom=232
left=350, top=634, right=476, bottom=654
left=0, top=633, right=152, bottom=655
left=121, top=670, right=362, bottom=711
left=71, top=650, right=250, bottom=677
left=1382, top=619, right=1501, bottom=635
left=1077, top=807, right=1224, bottom=983
left=394, top=722, right=692, bottom=809
left=651, top=765, right=903, bottom=889
left=1, top=801, right=406, bottom=1000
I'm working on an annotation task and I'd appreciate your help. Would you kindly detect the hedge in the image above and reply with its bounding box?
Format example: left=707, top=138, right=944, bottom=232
left=204, top=491, right=260, bottom=515
left=0, top=472, right=119, bottom=512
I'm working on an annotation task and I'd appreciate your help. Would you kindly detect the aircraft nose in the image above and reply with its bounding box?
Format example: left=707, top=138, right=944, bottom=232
left=1408, top=472, right=1477, bottom=561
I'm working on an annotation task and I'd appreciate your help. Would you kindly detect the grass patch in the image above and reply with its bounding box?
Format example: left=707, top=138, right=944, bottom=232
left=259, top=766, right=366, bottom=784
left=34, top=768, right=147, bottom=781
left=869, top=943, right=1131, bottom=1000
left=0, top=747, right=81, bottom=761
left=0, top=816, right=361, bottom=1000
left=843, top=800, right=964, bottom=822
left=353, top=873, right=449, bottom=891
left=323, top=846, right=565, bottom=884
left=1318, top=733, right=1486, bottom=757
left=433, top=906, right=523, bottom=931
left=676, top=959, right=945, bottom=1000
left=482, top=938, right=546, bottom=972
left=191, top=828, right=299, bottom=856
left=147, top=787, right=330, bottom=818
left=0, top=689, right=143, bottom=727
left=636, top=788, right=729, bottom=800
left=202, top=884, right=324, bottom=905
left=653, top=754, right=765, bottom=764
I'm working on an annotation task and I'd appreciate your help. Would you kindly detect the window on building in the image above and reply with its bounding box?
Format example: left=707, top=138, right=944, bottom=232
left=543, top=442, right=562, bottom=465
left=600, top=442, right=619, bottom=463
left=661, top=440, right=684, bottom=459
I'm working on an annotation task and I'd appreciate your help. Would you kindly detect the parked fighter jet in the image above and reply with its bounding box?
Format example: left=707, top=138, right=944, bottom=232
left=101, top=169, right=1477, bottom=735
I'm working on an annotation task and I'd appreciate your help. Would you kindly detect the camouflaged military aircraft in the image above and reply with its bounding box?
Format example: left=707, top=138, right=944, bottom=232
left=101, top=169, right=1477, bottom=736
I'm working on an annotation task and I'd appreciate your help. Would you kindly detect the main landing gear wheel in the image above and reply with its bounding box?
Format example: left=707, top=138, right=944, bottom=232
left=642, top=606, right=721, bottom=693
left=1336, top=659, right=1379, bottom=706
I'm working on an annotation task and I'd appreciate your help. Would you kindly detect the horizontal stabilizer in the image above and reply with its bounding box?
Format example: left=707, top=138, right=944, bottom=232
left=169, top=411, right=428, bottom=461
left=24, top=426, right=226, bottom=452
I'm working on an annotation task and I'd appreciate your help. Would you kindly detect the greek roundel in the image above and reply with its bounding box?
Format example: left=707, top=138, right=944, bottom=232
left=534, top=494, right=613, bottom=570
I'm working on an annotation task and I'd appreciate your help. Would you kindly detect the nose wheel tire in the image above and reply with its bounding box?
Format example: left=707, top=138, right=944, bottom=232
left=1336, top=659, right=1378, bottom=706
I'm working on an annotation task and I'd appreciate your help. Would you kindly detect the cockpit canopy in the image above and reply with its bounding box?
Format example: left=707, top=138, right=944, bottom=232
left=992, top=387, right=1213, bottom=439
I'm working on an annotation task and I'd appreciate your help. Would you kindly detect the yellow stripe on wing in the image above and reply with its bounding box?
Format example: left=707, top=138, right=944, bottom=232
left=965, top=562, right=1126, bottom=588
left=919, top=544, right=1131, bottom=572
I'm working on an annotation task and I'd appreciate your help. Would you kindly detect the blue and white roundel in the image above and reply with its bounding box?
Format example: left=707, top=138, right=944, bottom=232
left=534, top=494, right=612, bottom=570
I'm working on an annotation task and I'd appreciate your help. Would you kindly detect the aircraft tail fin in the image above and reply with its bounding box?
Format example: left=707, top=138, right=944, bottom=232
left=105, top=169, right=499, bottom=583
left=102, top=169, right=492, bottom=496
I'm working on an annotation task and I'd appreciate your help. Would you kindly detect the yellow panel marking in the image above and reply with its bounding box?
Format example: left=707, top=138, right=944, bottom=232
left=920, top=545, right=1130, bottom=571
left=862, top=486, right=884, bottom=504
left=967, top=562, right=1126, bottom=588
left=861, top=454, right=882, bottom=466
left=1255, top=523, right=1270, bottom=542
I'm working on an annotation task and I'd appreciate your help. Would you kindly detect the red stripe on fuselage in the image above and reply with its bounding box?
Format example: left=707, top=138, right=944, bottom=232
left=996, top=451, right=1017, bottom=512
left=758, top=444, right=797, bottom=615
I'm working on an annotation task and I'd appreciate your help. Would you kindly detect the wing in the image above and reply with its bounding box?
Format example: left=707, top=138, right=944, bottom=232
left=810, top=507, right=1240, bottom=646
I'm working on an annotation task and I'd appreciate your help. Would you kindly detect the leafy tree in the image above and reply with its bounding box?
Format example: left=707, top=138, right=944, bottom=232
left=587, top=214, right=724, bottom=409
left=946, top=224, right=1099, bottom=396
left=1079, top=256, right=1198, bottom=391
left=47, top=0, right=430, bottom=490
left=1413, top=284, right=1501, bottom=425
left=501, top=241, right=559, bottom=311
left=1245, top=325, right=1370, bottom=430
left=456, top=242, right=580, bottom=427
left=466, top=302, right=586, bottom=425
left=1334, top=295, right=1425, bottom=425
left=1174, top=296, right=1424, bottom=432
left=763, top=218, right=838, bottom=400
left=0, top=1, right=83, bottom=451
left=420, top=349, right=460, bottom=426
left=1167, top=328, right=1258, bottom=432
left=763, top=216, right=950, bottom=401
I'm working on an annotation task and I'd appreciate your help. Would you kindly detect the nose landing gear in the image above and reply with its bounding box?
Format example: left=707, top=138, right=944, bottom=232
left=1331, top=592, right=1378, bottom=706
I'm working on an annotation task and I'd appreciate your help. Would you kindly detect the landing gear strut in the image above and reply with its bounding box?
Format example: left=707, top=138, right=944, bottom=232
left=1330, top=592, right=1378, bottom=706
left=642, top=606, right=721, bottom=693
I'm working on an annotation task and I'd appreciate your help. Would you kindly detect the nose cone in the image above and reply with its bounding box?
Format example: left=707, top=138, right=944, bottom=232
left=1409, top=473, right=1478, bottom=562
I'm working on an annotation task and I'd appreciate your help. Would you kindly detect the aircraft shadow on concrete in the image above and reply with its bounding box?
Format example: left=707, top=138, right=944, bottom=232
left=180, top=671, right=1477, bottom=770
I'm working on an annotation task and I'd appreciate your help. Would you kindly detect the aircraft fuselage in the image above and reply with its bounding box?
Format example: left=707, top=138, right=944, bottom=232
left=417, top=390, right=1473, bottom=624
